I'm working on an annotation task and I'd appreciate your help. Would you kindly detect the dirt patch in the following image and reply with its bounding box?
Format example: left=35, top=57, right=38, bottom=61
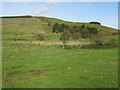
left=3, top=39, right=27, bottom=41
left=3, top=70, right=44, bottom=83
left=110, top=62, right=120, bottom=63
left=13, top=39, right=27, bottom=41
left=4, top=70, right=43, bottom=77
left=29, top=70, right=43, bottom=75
left=43, top=64, right=54, bottom=67
left=66, top=66, right=72, bottom=69
left=42, top=68, right=56, bottom=71
left=67, top=71, right=80, bottom=74
left=5, top=71, right=23, bottom=77
left=4, top=79, right=17, bottom=83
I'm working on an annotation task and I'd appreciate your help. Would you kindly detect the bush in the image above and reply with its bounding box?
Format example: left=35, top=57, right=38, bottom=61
left=90, top=31, right=106, bottom=45
left=52, top=23, right=69, bottom=33
left=94, top=39, right=103, bottom=45
left=112, top=32, right=118, bottom=35
left=48, top=22, right=52, bottom=26
left=33, top=33, right=45, bottom=41
left=71, top=32, right=81, bottom=41
left=106, top=39, right=118, bottom=46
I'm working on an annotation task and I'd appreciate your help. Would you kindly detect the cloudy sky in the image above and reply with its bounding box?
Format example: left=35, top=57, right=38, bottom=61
left=1, top=2, right=118, bottom=29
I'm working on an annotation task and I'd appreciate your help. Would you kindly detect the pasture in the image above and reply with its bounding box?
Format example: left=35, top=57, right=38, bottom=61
left=2, top=40, right=118, bottom=88
left=2, top=17, right=119, bottom=88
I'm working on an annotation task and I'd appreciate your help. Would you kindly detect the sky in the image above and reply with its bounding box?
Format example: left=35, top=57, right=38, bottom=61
left=1, top=2, right=118, bottom=29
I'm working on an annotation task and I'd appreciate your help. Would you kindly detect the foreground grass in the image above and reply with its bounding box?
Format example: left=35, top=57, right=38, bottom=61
left=2, top=41, right=118, bottom=88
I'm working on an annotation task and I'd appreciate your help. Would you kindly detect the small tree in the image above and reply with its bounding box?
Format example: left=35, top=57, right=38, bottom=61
left=52, top=23, right=59, bottom=33
left=59, top=24, right=66, bottom=32
left=60, top=29, right=70, bottom=48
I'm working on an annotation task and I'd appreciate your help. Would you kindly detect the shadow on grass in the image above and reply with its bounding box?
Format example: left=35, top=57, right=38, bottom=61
left=63, top=44, right=119, bottom=50
left=81, top=43, right=119, bottom=49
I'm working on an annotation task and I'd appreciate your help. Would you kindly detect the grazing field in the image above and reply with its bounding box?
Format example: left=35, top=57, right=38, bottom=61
left=2, top=41, right=118, bottom=88
left=2, top=16, right=119, bottom=88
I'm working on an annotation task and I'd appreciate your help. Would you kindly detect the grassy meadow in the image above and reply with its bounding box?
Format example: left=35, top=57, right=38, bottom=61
left=2, top=17, right=119, bottom=88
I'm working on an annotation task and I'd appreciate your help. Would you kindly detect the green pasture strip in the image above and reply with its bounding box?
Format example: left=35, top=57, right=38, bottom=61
left=2, top=35, right=33, bottom=40
left=2, top=24, right=52, bottom=35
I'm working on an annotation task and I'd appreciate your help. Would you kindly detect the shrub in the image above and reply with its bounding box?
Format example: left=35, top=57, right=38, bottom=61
left=48, top=22, right=51, bottom=26
left=71, top=32, right=81, bottom=41
left=52, top=23, right=59, bottom=33
left=106, top=39, right=118, bottom=46
left=80, top=28, right=89, bottom=38
left=33, top=33, right=45, bottom=41
left=94, top=39, right=103, bottom=45
left=52, top=23, right=69, bottom=33
left=87, top=31, right=105, bottom=45
left=112, top=32, right=118, bottom=35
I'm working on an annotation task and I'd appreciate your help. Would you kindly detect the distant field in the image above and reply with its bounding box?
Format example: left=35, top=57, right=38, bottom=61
left=2, top=16, right=119, bottom=88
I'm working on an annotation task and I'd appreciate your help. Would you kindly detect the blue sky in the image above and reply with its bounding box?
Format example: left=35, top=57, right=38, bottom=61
left=2, top=2, right=118, bottom=29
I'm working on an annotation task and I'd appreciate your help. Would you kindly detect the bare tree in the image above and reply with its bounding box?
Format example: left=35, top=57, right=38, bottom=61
left=60, top=29, right=70, bottom=48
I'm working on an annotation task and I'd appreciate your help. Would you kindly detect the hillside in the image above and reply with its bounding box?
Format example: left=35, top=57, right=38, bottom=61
left=2, top=16, right=118, bottom=33
left=2, top=16, right=119, bottom=88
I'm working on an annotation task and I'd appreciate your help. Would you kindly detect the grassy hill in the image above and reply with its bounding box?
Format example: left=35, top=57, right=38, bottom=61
left=2, top=16, right=119, bottom=88
left=2, top=16, right=118, bottom=38
left=2, top=16, right=118, bottom=31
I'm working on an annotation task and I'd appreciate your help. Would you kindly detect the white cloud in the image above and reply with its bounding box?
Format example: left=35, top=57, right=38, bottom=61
left=26, top=2, right=57, bottom=15
left=27, top=7, right=48, bottom=15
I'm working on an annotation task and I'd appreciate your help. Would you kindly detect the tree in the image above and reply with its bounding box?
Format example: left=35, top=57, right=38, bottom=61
left=59, top=24, right=66, bottom=32
left=52, top=23, right=59, bottom=33
left=60, top=29, right=70, bottom=48
left=59, top=24, right=69, bottom=32
left=89, top=22, right=101, bottom=25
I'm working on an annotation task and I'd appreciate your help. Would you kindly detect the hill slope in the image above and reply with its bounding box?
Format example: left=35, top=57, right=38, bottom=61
left=2, top=16, right=118, bottom=35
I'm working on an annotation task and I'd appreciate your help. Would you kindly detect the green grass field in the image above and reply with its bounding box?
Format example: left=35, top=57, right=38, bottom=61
left=2, top=41, right=118, bottom=88
left=2, top=16, right=119, bottom=88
